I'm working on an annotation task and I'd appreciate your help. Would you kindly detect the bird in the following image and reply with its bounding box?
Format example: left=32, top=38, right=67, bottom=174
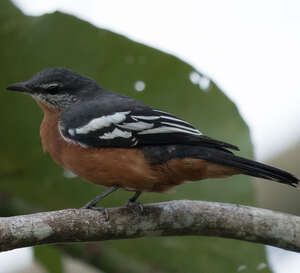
left=6, top=67, right=299, bottom=213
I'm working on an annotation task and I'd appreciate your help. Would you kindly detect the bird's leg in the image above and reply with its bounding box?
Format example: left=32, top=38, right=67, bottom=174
left=81, top=186, right=120, bottom=219
left=124, top=191, right=144, bottom=215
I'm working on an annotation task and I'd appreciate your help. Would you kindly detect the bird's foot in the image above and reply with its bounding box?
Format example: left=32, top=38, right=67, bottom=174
left=80, top=186, right=120, bottom=221
left=81, top=204, right=109, bottom=221
left=124, top=200, right=144, bottom=216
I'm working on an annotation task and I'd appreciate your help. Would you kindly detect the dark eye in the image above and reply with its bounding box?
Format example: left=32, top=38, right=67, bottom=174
left=42, top=83, right=60, bottom=94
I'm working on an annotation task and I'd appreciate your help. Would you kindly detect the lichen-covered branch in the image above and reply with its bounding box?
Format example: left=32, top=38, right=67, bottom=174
left=1, top=200, right=300, bottom=252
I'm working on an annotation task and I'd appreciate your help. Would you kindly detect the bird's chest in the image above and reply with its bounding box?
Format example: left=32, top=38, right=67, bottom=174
left=38, top=104, right=158, bottom=189
left=39, top=108, right=66, bottom=166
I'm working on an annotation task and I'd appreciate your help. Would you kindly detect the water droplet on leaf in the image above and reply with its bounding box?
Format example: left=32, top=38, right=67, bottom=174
left=189, top=71, right=211, bottom=91
left=134, top=81, right=146, bottom=92
left=237, top=265, right=247, bottom=272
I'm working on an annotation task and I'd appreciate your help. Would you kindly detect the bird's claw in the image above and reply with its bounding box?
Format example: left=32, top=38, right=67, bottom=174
left=124, top=201, right=144, bottom=216
left=81, top=205, right=109, bottom=221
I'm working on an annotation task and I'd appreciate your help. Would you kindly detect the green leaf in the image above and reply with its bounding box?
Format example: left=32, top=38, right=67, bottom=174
left=34, top=246, right=63, bottom=273
left=0, top=1, right=272, bottom=272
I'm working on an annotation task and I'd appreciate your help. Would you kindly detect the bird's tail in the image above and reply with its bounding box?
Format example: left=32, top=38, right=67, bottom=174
left=197, top=148, right=299, bottom=188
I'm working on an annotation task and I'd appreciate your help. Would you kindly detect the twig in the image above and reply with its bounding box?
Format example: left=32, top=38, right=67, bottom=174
left=1, top=200, right=299, bottom=252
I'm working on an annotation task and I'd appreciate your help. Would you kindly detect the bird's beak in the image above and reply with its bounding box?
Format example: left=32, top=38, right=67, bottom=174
left=6, top=82, right=32, bottom=93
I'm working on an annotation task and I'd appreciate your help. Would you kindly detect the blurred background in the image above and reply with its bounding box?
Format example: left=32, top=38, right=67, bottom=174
left=0, top=0, right=299, bottom=272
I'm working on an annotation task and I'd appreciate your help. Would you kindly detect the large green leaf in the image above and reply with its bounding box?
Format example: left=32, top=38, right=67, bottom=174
left=0, top=1, right=271, bottom=272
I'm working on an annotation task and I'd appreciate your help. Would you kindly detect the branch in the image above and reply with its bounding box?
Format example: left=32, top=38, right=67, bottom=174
left=1, top=200, right=300, bottom=252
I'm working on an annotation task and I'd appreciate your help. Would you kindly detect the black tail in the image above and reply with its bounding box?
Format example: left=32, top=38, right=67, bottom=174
left=197, top=148, right=299, bottom=188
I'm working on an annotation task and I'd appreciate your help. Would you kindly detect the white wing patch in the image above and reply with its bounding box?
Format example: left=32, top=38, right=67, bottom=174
left=117, top=121, right=154, bottom=131
left=138, top=126, right=201, bottom=135
left=131, top=115, right=160, bottom=120
left=159, top=115, right=192, bottom=125
left=68, top=128, right=75, bottom=136
left=73, top=111, right=130, bottom=134
left=63, top=109, right=202, bottom=147
left=100, top=128, right=132, bottom=139
left=160, top=122, right=201, bottom=133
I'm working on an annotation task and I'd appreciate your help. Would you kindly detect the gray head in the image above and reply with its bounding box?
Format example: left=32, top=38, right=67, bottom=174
left=6, top=67, right=100, bottom=109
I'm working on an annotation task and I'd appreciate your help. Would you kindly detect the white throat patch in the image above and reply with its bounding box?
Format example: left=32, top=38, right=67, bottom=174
left=32, top=93, right=75, bottom=109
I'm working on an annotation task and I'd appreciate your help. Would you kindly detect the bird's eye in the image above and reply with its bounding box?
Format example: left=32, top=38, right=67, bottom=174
left=42, top=83, right=60, bottom=94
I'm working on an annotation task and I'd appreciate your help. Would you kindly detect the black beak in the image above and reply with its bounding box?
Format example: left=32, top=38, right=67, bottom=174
left=6, top=82, right=32, bottom=93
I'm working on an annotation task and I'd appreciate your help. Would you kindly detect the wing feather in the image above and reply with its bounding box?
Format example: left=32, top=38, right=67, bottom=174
left=59, top=99, right=239, bottom=151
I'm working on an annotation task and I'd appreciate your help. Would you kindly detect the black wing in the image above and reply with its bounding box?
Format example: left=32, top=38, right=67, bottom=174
left=59, top=95, right=239, bottom=151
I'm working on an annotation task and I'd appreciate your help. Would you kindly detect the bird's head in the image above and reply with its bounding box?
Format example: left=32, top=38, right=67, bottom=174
left=6, top=67, right=100, bottom=110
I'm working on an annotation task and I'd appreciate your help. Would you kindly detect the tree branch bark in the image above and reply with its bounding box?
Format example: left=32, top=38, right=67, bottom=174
left=1, top=200, right=300, bottom=252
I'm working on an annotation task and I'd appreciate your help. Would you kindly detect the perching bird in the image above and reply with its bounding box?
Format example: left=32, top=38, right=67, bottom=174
left=6, top=67, right=299, bottom=211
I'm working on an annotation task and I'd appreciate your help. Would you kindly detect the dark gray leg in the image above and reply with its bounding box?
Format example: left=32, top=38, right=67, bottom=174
left=124, top=191, right=144, bottom=215
left=128, top=191, right=142, bottom=203
left=81, top=186, right=120, bottom=209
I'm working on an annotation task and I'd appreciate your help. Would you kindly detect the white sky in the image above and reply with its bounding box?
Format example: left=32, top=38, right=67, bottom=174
left=4, top=1, right=300, bottom=272
left=0, top=247, right=32, bottom=273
